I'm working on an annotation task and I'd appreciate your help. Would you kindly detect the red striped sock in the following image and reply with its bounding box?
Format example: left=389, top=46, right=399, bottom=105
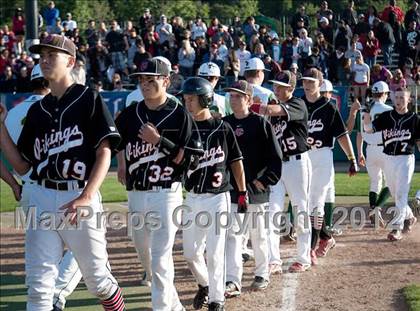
left=102, top=287, right=125, bottom=311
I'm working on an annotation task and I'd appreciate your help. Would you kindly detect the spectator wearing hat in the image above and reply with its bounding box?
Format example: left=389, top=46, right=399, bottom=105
left=319, top=16, right=334, bottom=45
left=43, top=1, right=59, bottom=33
left=361, top=30, right=380, bottom=67
left=178, top=39, right=196, bottom=77
left=291, top=4, right=310, bottom=36
left=235, top=40, right=251, bottom=78
left=62, top=12, right=77, bottom=32
left=156, top=15, right=172, bottom=45
left=341, top=0, right=358, bottom=29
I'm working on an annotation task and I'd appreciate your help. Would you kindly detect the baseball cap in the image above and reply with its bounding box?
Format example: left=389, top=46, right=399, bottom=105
left=224, top=80, right=253, bottom=97
left=130, top=58, right=170, bottom=77
left=371, top=81, right=390, bottom=93
left=244, top=57, right=268, bottom=72
left=29, top=34, right=77, bottom=58
left=301, top=68, right=323, bottom=84
left=320, top=79, right=334, bottom=92
left=198, top=62, right=221, bottom=77
left=152, top=56, right=172, bottom=73
left=319, top=17, right=329, bottom=25
left=269, top=71, right=296, bottom=88
left=30, top=64, right=43, bottom=80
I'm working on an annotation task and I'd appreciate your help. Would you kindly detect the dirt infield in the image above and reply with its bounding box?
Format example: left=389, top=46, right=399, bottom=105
left=1, top=204, right=419, bottom=310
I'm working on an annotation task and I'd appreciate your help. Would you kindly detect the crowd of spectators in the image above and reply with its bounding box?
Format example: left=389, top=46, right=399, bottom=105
left=0, top=0, right=419, bottom=98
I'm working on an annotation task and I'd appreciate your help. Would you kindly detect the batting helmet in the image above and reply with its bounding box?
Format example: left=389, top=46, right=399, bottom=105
left=181, top=77, right=214, bottom=108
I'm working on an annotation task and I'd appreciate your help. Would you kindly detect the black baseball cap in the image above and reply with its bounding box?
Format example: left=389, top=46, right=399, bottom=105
left=130, top=59, right=170, bottom=77
left=224, top=80, right=253, bottom=97
left=29, top=34, right=77, bottom=58
left=269, top=71, right=296, bottom=88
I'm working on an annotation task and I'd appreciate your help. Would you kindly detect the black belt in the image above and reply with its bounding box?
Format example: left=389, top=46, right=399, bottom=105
left=283, top=154, right=302, bottom=162
left=367, top=143, right=383, bottom=146
left=38, top=180, right=86, bottom=191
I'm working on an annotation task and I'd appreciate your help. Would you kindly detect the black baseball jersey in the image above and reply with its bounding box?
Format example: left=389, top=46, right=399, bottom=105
left=372, top=109, right=420, bottom=155
left=115, top=96, right=201, bottom=191
left=303, top=96, right=348, bottom=149
left=224, top=111, right=282, bottom=204
left=17, top=84, right=121, bottom=181
left=185, top=118, right=243, bottom=194
left=270, top=96, right=310, bottom=157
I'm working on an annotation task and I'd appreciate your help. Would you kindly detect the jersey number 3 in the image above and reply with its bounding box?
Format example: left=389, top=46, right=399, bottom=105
left=149, top=165, right=174, bottom=183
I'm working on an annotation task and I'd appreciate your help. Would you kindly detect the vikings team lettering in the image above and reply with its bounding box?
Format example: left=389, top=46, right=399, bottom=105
left=307, top=119, right=324, bottom=133
left=187, top=146, right=225, bottom=178
left=383, top=129, right=411, bottom=146
left=126, top=141, right=165, bottom=174
left=272, top=120, right=287, bottom=140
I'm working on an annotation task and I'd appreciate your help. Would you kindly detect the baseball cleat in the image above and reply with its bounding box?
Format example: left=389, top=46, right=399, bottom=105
left=269, top=263, right=283, bottom=275
left=288, top=262, right=311, bottom=273
left=387, top=230, right=402, bottom=241
left=368, top=207, right=385, bottom=228
left=250, top=276, right=269, bottom=291
left=208, top=302, right=225, bottom=311
left=225, top=282, right=241, bottom=298
left=193, top=284, right=209, bottom=309
left=315, top=236, right=336, bottom=257
left=402, top=217, right=417, bottom=234
left=139, top=272, right=151, bottom=287
left=326, top=226, right=343, bottom=236
left=310, top=250, right=318, bottom=266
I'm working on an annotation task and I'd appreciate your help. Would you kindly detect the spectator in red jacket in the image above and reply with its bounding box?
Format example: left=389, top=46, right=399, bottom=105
left=381, top=0, right=404, bottom=24
left=361, top=30, right=380, bottom=67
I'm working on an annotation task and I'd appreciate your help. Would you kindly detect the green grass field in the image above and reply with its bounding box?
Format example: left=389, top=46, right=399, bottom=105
left=1, top=172, right=419, bottom=213
left=403, top=284, right=420, bottom=311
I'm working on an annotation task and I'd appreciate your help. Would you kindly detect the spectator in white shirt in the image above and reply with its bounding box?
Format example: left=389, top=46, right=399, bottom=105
left=156, top=15, right=172, bottom=44
left=351, top=54, right=370, bottom=102
left=62, top=12, right=77, bottom=31
left=191, top=16, right=207, bottom=40
left=235, top=40, right=252, bottom=78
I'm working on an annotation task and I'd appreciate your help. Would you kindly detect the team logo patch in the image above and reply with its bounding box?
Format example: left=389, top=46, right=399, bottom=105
left=235, top=127, right=244, bottom=137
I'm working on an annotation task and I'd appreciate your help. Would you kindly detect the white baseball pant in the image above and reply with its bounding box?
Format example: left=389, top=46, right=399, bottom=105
left=226, top=203, right=270, bottom=289
left=25, top=184, right=119, bottom=311
left=128, top=182, right=184, bottom=311
left=383, top=154, right=415, bottom=229
left=366, top=144, right=388, bottom=193
left=308, top=148, right=334, bottom=218
left=268, top=152, right=312, bottom=267
left=183, top=192, right=230, bottom=304
left=325, top=162, right=335, bottom=203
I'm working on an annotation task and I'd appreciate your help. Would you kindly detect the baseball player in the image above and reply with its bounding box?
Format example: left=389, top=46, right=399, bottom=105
left=260, top=71, right=312, bottom=273
left=181, top=77, right=246, bottom=311
left=300, top=68, right=358, bottom=265
left=363, top=87, right=419, bottom=241
left=120, top=56, right=177, bottom=288
left=347, top=81, right=393, bottom=227
left=0, top=34, right=125, bottom=310
left=114, top=58, right=202, bottom=310
left=197, top=62, right=226, bottom=117
left=223, top=80, right=282, bottom=296
left=225, top=57, right=275, bottom=116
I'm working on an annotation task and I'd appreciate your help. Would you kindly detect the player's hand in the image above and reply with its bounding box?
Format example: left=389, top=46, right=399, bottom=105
left=173, top=147, right=184, bottom=165
left=60, top=194, right=92, bottom=225
left=117, top=165, right=126, bottom=186
left=348, top=159, right=359, bottom=176
left=12, top=183, right=22, bottom=201
left=138, top=122, right=160, bottom=145
left=358, top=153, right=366, bottom=167
left=350, top=98, right=361, bottom=112
left=237, top=191, right=248, bottom=213
left=0, top=102, right=7, bottom=123
left=253, top=179, right=266, bottom=191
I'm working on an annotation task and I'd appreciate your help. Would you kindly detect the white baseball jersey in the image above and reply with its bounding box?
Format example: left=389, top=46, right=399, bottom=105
left=125, top=87, right=144, bottom=107
left=211, top=93, right=226, bottom=117
left=361, top=101, right=393, bottom=145
left=235, top=49, right=251, bottom=77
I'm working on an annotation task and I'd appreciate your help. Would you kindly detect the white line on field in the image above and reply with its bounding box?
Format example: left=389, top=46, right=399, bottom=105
left=279, top=259, right=298, bottom=311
